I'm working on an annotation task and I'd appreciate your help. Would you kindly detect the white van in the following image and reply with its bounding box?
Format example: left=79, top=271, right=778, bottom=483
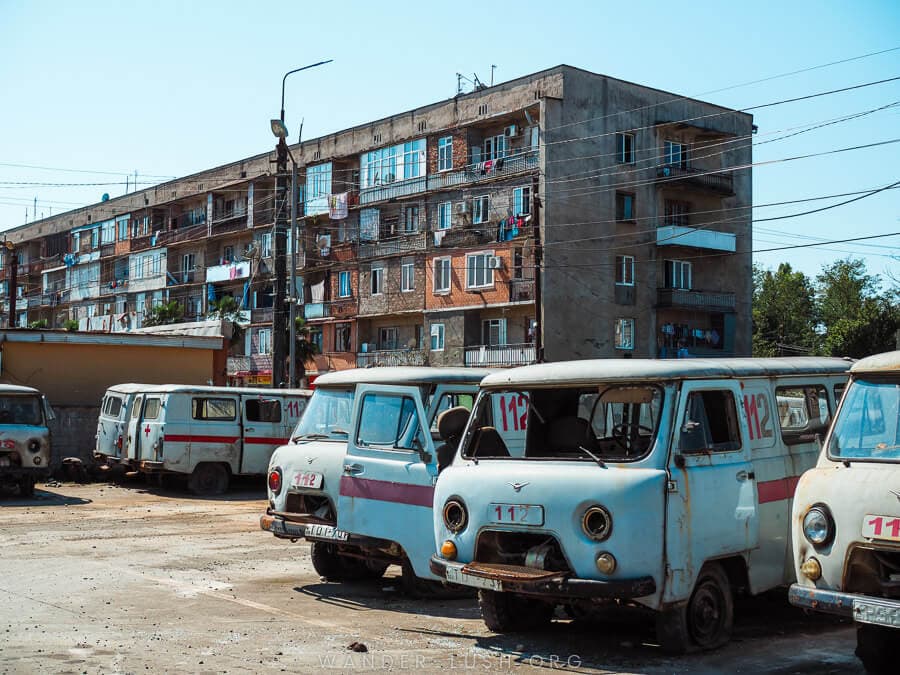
left=124, top=385, right=312, bottom=494
left=94, top=383, right=152, bottom=465
left=430, top=357, right=850, bottom=652
left=790, top=351, right=900, bottom=674
left=260, top=367, right=492, bottom=593
left=0, top=385, right=55, bottom=497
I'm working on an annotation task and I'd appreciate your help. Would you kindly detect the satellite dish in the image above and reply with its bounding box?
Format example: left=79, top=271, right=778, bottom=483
left=101, top=193, right=110, bottom=202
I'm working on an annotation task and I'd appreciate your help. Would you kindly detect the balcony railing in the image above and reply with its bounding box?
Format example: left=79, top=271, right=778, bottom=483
left=227, top=354, right=272, bottom=376
left=206, top=261, right=250, bottom=283
left=657, top=288, right=736, bottom=311
left=508, top=279, right=535, bottom=303
left=359, top=176, right=427, bottom=206
left=656, top=165, right=734, bottom=195
left=465, top=343, right=536, bottom=367
left=356, top=349, right=427, bottom=367
left=359, top=232, right=427, bottom=259
left=250, top=307, right=273, bottom=324
left=656, top=225, right=736, bottom=252
left=428, top=149, right=540, bottom=191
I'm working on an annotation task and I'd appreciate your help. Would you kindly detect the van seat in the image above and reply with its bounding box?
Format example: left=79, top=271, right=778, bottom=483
left=471, top=426, right=510, bottom=458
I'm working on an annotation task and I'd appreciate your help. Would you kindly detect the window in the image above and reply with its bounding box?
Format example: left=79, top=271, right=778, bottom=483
left=101, top=220, right=115, bottom=245
left=379, top=327, right=399, bottom=350
left=616, top=192, right=635, bottom=222
left=334, top=323, right=352, bottom=352
left=402, top=206, right=419, bottom=233
left=665, top=260, right=692, bottom=290
left=466, top=252, right=493, bottom=289
left=192, top=398, right=237, bottom=421
left=513, top=248, right=524, bottom=279
left=306, top=163, right=332, bottom=200
left=370, top=265, right=384, bottom=295
left=257, top=328, right=272, bottom=354
left=615, top=318, right=634, bottom=350
left=181, top=253, right=195, bottom=283
left=260, top=232, right=273, bottom=257
left=401, top=258, right=415, bottom=292
left=679, top=390, right=742, bottom=453
left=616, top=255, right=635, bottom=286
left=664, top=140, right=689, bottom=167
left=360, top=139, right=426, bottom=188
left=356, top=392, right=421, bottom=451
left=828, top=378, right=900, bottom=461
left=513, top=186, right=531, bottom=216
left=309, top=326, right=323, bottom=352
left=223, top=246, right=234, bottom=263
left=664, top=200, right=690, bottom=227
left=430, top=323, right=445, bottom=351
left=438, top=202, right=452, bottom=230
left=438, top=136, right=453, bottom=172
left=473, top=195, right=489, bottom=224
left=246, top=399, right=282, bottom=423
left=104, top=395, right=123, bottom=418
left=776, top=385, right=831, bottom=446
left=142, top=397, right=161, bottom=420
left=615, top=133, right=635, bottom=163
left=433, top=257, right=451, bottom=293
left=338, top=271, right=352, bottom=298
left=360, top=209, right=380, bottom=241
left=482, top=318, right=507, bottom=346
left=117, top=216, right=129, bottom=241
left=483, top=134, right=507, bottom=161
left=91, top=228, right=99, bottom=250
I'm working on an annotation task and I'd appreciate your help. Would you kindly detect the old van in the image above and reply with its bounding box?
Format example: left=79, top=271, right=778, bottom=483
left=94, top=383, right=151, bottom=465
left=0, top=384, right=55, bottom=497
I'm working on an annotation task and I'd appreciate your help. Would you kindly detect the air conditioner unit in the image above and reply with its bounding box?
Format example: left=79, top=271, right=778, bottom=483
left=454, top=201, right=469, bottom=215
left=504, top=124, right=518, bottom=137
left=487, top=256, right=504, bottom=270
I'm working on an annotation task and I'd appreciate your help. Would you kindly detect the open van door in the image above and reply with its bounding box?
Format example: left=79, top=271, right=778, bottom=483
left=125, top=394, right=144, bottom=461
left=241, top=395, right=290, bottom=474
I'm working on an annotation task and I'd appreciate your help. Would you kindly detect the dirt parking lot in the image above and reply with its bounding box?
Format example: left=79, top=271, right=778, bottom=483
left=0, top=481, right=863, bottom=674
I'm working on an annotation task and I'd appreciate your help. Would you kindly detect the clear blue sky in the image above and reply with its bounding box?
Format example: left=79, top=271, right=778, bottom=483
left=1, top=0, right=898, bottom=285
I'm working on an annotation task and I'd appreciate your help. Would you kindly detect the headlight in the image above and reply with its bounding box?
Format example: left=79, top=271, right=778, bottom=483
left=802, top=505, right=834, bottom=547
left=442, top=498, right=468, bottom=533
left=27, top=439, right=41, bottom=453
left=582, top=505, right=613, bottom=542
left=268, top=467, right=283, bottom=496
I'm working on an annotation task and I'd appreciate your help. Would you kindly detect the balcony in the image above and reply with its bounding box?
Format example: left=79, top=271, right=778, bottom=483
left=356, top=349, right=427, bottom=367
left=250, top=307, right=273, bottom=324
left=167, top=269, right=197, bottom=286
left=303, top=303, right=325, bottom=320
left=428, top=149, right=539, bottom=192
left=359, top=232, right=427, bottom=259
left=508, top=279, right=535, bottom=303
left=657, top=288, right=736, bottom=312
left=206, top=261, right=250, bottom=283
left=465, top=343, right=536, bottom=367
left=656, top=225, right=736, bottom=252
left=656, top=165, right=734, bottom=196
left=166, top=223, right=208, bottom=246
left=227, top=354, right=272, bottom=377
left=359, top=176, right=427, bottom=206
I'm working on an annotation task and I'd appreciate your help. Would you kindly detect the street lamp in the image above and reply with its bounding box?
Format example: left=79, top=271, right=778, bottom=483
left=270, top=59, right=332, bottom=389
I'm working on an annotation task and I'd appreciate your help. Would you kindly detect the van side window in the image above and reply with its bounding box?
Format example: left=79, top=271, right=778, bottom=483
left=246, top=399, right=282, bottom=423
left=192, top=398, right=237, bottom=421
left=776, top=385, right=830, bottom=445
left=131, top=397, right=143, bottom=420
left=143, top=398, right=161, bottom=420
left=106, top=396, right=123, bottom=418
left=429, top=392, right=475, bottom=434
left=834, top=384, right=846, bottom=405
left=356, top=393, right=421, bottom=451
left=679, top=390, right=741, bottom=454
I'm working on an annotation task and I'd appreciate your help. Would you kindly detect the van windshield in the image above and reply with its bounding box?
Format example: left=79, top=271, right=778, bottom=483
left=828, top=377, right=900, bottom=462
left=0, top=395, right=43, bottom=426
left=292, top=388, right=353, bottom=441
left=461, top=384, right=663, bottom=462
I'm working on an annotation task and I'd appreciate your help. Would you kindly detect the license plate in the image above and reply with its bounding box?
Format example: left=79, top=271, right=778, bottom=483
left=293, top=471, right=323, bottom=489
left=854, top=598, right=900, bottom=627
left=304, top=523, right=348, bottom=541
left=445, top=566, right=503, bottom=591
left=862, top=514, right=900, bottom=542
left=489, top=503, right=544, bottom=526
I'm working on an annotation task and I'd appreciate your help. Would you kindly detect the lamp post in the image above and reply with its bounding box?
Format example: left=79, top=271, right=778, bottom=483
left=270, top=60, right=332, bottom=388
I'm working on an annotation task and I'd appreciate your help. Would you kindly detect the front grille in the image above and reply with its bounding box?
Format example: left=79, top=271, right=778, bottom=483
left=475, top=530, right=571, bottom=574
left=285, top=492, right=334, bottom=522
left=845, top=546, right=900, bottom=599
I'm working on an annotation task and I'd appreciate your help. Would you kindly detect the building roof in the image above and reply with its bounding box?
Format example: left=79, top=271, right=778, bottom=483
left=0, top=384, right=42, bottom=394
left=851, top=350, right=900, bottom=373
left=0, top=329, right=223, bottom=350
left=314, top=366, right=496, bottom=387
left=480, top=357, right=853, bottom=388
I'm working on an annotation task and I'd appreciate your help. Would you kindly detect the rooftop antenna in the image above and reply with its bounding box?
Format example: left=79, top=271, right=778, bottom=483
left=473, top=72, right=486, bottom=90
left=491, top=65, right=496, bottom=86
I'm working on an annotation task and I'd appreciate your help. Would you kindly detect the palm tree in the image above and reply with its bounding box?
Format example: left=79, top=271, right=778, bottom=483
left=291, top=316, right=319, bottom=387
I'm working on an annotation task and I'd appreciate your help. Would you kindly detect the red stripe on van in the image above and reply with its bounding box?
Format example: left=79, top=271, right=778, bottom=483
left=163, top=434, right=239, bottom=444
left=339, top=475, right=434, bottom=508
left=757, top=475, right=801, bottom=504
left=244, top=437, right=290, bottom=445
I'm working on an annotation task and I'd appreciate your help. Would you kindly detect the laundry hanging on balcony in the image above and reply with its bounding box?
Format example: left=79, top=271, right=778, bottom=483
left=328, top=193, right=348, bottom=220
left=496, top=215, right=528, bottom=242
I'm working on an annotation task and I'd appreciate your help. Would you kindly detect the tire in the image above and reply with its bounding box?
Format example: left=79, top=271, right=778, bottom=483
left=856, top=623, right=893, bottom=674
left=479, top=590, right=554, bottom=633
left=187, top=463, right=229, bottom=496
left=18, top=476, right=35, bottom=498
left=310, top=542, right=347, bottom=581
left=656, top=562, right=733, bottom=653
left=339, top=555, right=389, bottom=581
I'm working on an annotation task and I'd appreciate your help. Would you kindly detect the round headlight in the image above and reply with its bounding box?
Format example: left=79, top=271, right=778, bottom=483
left=582, top=505, right=612, bottom=542
left=802, top=505, right=834, bottom=547
left=268, top=468, right=283, bottom=496
left=27, top=439, right=41, bottom=453
left=442, top=498, right=468, bottom=533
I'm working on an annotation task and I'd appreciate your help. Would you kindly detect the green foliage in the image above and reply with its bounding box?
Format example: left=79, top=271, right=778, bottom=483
left=290, top=316, right=319, bottom=386
left=28, top=319, right=48, bottom=329
left=209, top=295, right=242, bottom=321
left=751, top=263, right=818, bottom=357
left=142, top=300, right=184, bottom=327
left=63, top=319, right=79, bottom=332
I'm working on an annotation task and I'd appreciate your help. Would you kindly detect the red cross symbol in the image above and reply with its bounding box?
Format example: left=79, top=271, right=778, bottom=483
left=144, top=425, right=151, bottom=437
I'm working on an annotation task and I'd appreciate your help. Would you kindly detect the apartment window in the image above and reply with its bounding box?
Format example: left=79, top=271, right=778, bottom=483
left=260, top=232, right=273, bottom=257
left=513, top=186, right=531, bottom=217
left=615, top=318, right=635, bottom=350
left=615, top=133, right=635, bottom=164
left=403, top=141, right=424, bottom=179
left=101, top=220, right=115, bottom=245
left=223, top=246, right=234, bottom=263
left=616, top=255, right=635, bottom=286
left=664, top=140, right=689, bottom=168
left=438, top=202, right=452, bottom=230
left=360, top=139, right=425, bottom=188
left=466, top=252, right=494, bottom=289
left=482, top=318, right=507, bottom=346
left=360, top=208, right=380, bottom=241
left=370, top=264, right=384, bottom=295
left=379, top=327, right=399, bottom=350
left=402, top=206, right=419, bottom=233
left=483, top=135, right=507, bottom=161
left=664, top=200, right=691, bottom=227
left=616, top=192, right=635, bottom=222
left=438, top=137, right=453, bottom=172
left=334, top=323, right=352, bottom=352
left=181, top=253, right=195, bottom=283
left=430, top=323, right=445, bottom=351
left=306, top=163, right=333, bottom=200
left=257, top=328, right=272, bottom=355
left=309, top=326, right=323, bottom=352
left=433, top=257, right=451, bottom=293
left=665, top=260, right=692, bottom=290
left=117, top=216, right=129, bottom=241
left=338, top=271, right=352, bottom=298
left=91, top=228, right=99, bottom=250
left=401, top=258, right=415, bottom=292
left=513, top=247, right=524, bottom=279
left=473, top=195, right=489, bottom=225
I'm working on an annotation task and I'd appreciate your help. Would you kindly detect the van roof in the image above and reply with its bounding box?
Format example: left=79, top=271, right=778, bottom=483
left=851, top=350, right=900, bottom=373
left=480, top=357, right=853, bottom=388
left=103, top=384, right=313, bottom=396
left=0, top=384, right=42, bottom=395
left=313, top=367, right=496, bottom=387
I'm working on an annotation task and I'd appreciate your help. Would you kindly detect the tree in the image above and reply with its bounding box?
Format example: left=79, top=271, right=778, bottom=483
left=208, top=295, right=245, bottom=352
left=142, top=300, right=184, bottom=327
left=752, top=263, right=818, bottom=357
left=290, top=316, right=319, bottom=387
left=815, top=258, right=878, bottom=329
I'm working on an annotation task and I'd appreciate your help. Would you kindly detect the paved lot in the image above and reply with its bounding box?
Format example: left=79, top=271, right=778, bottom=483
left=0, top=481, right=863, bottom=674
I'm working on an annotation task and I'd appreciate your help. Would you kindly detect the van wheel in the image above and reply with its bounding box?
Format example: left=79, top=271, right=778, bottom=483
left=18, top=476, right=35, bottom=498
left=479, top=590, right=554, bottom=632
left=857, top=624, right=892, bottom=674
left=310, top=542, right=347, bottom=581
left=342, top=557, right=389, bottom=581
left=656, top=562, right=733, bottom=653
left=188, top=463, right=229, bottom=496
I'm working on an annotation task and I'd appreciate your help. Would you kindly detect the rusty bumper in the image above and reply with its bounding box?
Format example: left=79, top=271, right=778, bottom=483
left=259, top=514, right=391, bottom=549
left=430, top=557, right=656, bottom=599
left=789, top=584, right=900, bottom=628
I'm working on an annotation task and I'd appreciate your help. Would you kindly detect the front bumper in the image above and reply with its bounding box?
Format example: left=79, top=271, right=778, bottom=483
left=430, top=557, right=656, bottom=599
left=789, top=584, right=900, bottom=629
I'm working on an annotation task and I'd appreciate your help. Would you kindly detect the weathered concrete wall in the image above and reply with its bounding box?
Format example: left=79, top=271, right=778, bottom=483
left=48, top=405, right=100, bottom=468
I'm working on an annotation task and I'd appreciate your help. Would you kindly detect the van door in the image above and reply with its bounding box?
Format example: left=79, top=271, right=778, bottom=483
left=241, top=395, right=290, bottom=474
left=138, top=395, right=165, bottom=462
left=188, top=394, right=240, bottom=474
left=337, top=384, right=439, bottom=578
left=125, top=394, right=144, bottom=461
left=664, top=380, right=760, bottom=602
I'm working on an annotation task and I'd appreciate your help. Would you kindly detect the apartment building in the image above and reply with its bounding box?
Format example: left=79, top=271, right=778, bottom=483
left=0, top=66, right=753, bottom=381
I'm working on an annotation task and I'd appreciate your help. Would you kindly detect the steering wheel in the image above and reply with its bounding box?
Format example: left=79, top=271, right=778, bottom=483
left=611, top=422, right=654, bottom=452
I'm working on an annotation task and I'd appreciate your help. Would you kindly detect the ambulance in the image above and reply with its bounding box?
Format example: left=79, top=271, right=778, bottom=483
left=429, top=357, right=850, bottom=652
left=94, top=383, right=151, bottom=466
left=790, top=350, right=900, bottom=674
left=0, top=384, right=54, bottom=497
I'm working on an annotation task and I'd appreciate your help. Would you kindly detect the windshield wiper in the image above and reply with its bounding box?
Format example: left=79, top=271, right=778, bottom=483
left=294, top=433, right=331, bottom=441
left=578, top=445, right=606, bottom=468
left=330, top=428, right=348, bottom=436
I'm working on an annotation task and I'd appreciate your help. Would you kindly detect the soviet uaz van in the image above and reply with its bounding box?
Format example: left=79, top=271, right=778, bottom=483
left=0, top=384, right=55, bottom=497
left=94, top=383, right=151, bottom=466
left=430, top=358, right=851, bottom=652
